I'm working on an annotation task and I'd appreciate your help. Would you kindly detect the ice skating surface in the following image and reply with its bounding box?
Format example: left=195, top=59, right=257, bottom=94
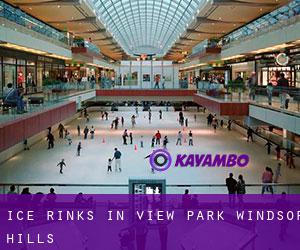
left=0, top=110, right=299, bottom=193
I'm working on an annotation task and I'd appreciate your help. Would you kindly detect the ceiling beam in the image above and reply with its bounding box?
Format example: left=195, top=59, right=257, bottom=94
left=186, top=29, right=224, bottom=35
left=77, top=28, right=106, bottom=34
left=196, top=16, right=245, bottom=24
left=48, top=17, right=97, bottom=24
left=13, top=0, right=81, bottom=7
left=175, top=42, right=186, bottom=46
left=179, top=37, right=198, bottom=41
left=101, top=44, right=118, bottom=48
left=93, top=37, right=114, bottom=42
left=212, top=0, right=278, bottom=8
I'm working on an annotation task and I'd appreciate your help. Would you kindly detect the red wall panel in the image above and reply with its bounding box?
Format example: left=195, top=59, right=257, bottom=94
left=50, top=108, right=62, bottom=125
left=3, top=122, right=24, bottom=149
left=25, top=115, right=41, bottom=139
left=39, top=111, right=52, bottom=131
left=220, top=103, right=249, bottom=116
left=0, top=128, right=4, bottom=152
left=193, top=95, right=249, bottom=116
left=0, top=101, right=76, bottom=152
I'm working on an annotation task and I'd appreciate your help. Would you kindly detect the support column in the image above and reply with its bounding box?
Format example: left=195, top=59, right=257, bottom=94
left=283, top=129, right=295, bottom=151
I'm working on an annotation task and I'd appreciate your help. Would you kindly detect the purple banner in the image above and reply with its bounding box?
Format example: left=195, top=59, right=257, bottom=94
left=0, top=194, right=300, bottom=250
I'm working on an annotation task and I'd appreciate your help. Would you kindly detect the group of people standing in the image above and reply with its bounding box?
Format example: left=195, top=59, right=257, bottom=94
left=149, top=129, right=194, bottom=148
left=225, top=173, right=246, bottom=207
left=178, top=111, right=189, bottom=127
left=207, top=113, right=230, bottom=132
left=122, top=129, right=134, bottom=145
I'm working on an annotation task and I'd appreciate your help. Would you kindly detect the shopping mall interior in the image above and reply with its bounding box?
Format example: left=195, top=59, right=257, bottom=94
left=0, top=0, right=299, bottom=195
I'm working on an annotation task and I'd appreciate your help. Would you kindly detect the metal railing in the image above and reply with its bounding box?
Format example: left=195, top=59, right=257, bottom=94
left=72, top=40, right=100, bottom=54
left=0, top=83, right=96, bottom=123
left=1, top=183, right=300, bottom=194
left=196, top=81, right=300, bottom=112
left=221, top=0, right=300, bottom=47
left=0, top=1, right=71, bottom=45
left=190, top=38, right=221, bottom=57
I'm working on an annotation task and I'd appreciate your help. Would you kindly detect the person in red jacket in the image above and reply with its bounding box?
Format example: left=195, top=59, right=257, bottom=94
left=155, top=130, right=161, bottom=145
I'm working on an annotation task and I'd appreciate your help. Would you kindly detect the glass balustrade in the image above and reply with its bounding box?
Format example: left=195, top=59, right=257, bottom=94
left=0, top=1, right=71, bottom=45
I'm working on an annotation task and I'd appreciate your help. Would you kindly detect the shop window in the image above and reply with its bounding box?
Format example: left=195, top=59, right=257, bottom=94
left=3, top=57, right=16, bottom=64
left=296, top=66, right=300, bottom=88
left=17, top=59, right=26, bottom=65
left=261, top=67, right=293, bottom=86
left=4, top=64, right=16, bottom=88
left=26, top=66, right=36, bottom=89
left=26, top=60, right=36, bottom=66
left=37, top=67, right=43, bottom=88
left=17, top=66, right=25, bottom=89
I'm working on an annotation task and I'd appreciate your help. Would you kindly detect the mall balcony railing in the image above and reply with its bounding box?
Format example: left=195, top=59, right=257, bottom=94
left=233, top=118, right=300, bottom=157
left=188, top=39, right=221, bottom=59
left=0, top=81, right=97, bottom=123
left=220, top=0, right=300, bottom=48
left=0, top=1, right=71, bottom=46
left=0, top=183, right=300, bottom=195
left=99, top=78, right=190, bottom=89
left=72, top=40, right=100, bottom=55
left=196, top=81, right=300, bottom=113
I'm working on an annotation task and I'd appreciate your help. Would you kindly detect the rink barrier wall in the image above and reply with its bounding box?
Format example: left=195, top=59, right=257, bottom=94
left=96, top=89, right=197, bottom=97
left=232, top=122, right=300, bottom=166
left=86, top=106, right=176, bottom=112
left=93, top=96, right=195, bottom=102
left=0, top=101, right=77, bottom=164
left=193, top=94, right=249, bottom=116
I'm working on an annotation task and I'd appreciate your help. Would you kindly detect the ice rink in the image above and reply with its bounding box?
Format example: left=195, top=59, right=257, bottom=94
left=0, top=109, right=298, bottom=194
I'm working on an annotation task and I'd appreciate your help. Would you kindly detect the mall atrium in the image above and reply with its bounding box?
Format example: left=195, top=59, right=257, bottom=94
left=0, top=0, right=299, bottom=194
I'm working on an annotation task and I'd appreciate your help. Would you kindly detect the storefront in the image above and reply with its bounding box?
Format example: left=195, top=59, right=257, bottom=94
left=230, top=61, right=255, bottom=81
left=199, top=66, right=229, bottom=85
left=0, top=48, right=65, bottom=96
left=256, top=52, right=300, bottom=87
left=65, top=62, right=104, bottom=83
left=258, top=64, right=294, bottom=86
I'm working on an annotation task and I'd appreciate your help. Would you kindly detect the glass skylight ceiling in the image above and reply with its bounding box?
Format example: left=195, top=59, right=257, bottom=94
left=90, top=0, right=204, bottom=57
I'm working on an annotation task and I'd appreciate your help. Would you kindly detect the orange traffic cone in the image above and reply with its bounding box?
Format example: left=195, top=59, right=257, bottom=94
left=134, top=144, right=138, bottom=151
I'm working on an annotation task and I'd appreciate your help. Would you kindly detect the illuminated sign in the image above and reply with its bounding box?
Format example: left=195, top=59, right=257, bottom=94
left=276, top=53, right=289, bottom=66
